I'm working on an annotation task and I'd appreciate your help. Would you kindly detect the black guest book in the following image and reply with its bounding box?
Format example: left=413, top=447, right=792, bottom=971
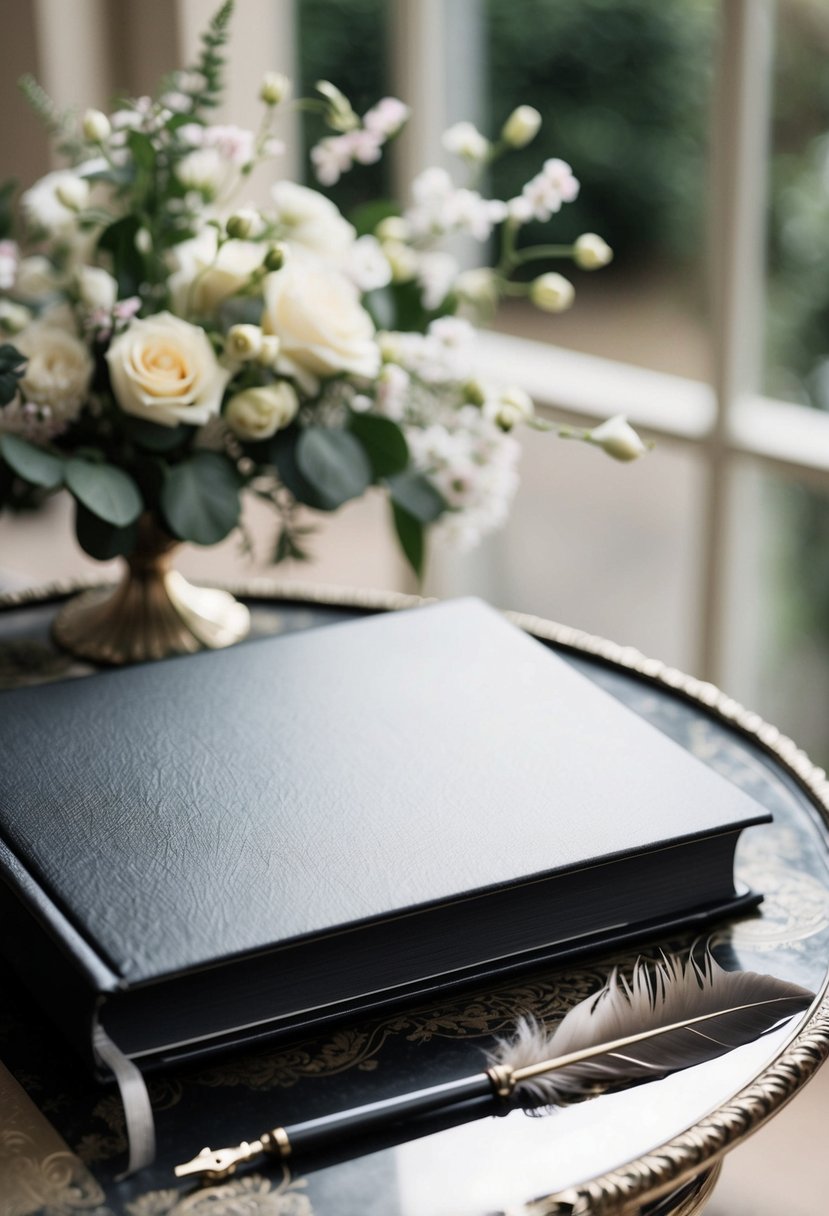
left=0, top=599, right=768, bottom=1074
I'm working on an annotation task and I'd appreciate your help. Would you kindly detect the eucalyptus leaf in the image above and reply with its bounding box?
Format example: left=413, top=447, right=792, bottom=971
left=98, top=215, right=144, bottom=298
left=0, top=343, right=27, bottom=407
left=295, top=427, right=372, bottom=511
left=120, top=415, right=191, bottom=452
left=270, top=428, right=326, bottom=510
left=74, top=502, right=138, bottom=561
left=161, top=452, right=241, bottom=545
left=387, top=470, right=446, bottom=524
left=349, top=412, right=409, bottom=479
left=0, top=434, right=63, bottom=489
left=65, top=458, right=143, bottom=526
left=391, top=502, right=424, bottom=578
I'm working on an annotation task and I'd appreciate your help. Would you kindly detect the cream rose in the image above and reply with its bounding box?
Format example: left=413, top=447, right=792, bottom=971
left=262, top=261, right=380, bottom=384
left=16, top=323, right=93, bottom=424
left=225, top=383, right=299, bottom=440
left=105, top=311, right=230, bottom=427
left=270, top=181, right=355, bottom=259
left=168, top=230, right=265, bottom=319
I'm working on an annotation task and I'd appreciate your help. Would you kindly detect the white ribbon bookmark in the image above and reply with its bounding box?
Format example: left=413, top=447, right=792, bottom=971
left=93, top=1023, right=156, bottom=1177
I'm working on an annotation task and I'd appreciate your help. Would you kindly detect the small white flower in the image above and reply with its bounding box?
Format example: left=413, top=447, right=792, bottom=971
left=175, top=148, right=227, bottom=196
left=384, top=241, right=419, bottom=283
left=260, top=72, right=291, bottom=105
left=442, top=121, right=489, bottom=162
left=225, top=383, right=298, bottom=440
left=573, top=232, right=613, bottom=270
left=375, top=363, right=410, bottom=421
left=202, top=124, right=255, bottom=166
left=82, top=108, right=111, bottom=142
left=160, top=91, right=192, bottom=114
left=344, top=235, right=392, bottom=292
left=363, top=97, right=410, bottom=136
left=310, top=135, right=355, bottom=186
left=501, top=105, right=542, bottom=149
left=530, top=272, right=575, bottom=313
left=589, top=415, right=648, bottom=461
left=226, top=324, right=263, bottom=362
left=135, top=227, right=153, bottom=254
left=13, top=255, right=61, bottom=302
left=455, top=267, right=498, bottom=309
left=22, top=171, right=86, bottom=234
left=417, top=251, right=458, bottom=310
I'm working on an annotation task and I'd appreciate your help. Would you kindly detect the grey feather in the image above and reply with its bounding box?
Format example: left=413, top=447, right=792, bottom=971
left=491, top=953, right=814, bottom=1109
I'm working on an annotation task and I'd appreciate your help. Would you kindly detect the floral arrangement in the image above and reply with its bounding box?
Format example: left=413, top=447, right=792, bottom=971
left=0, top=1, right=645, bottom=578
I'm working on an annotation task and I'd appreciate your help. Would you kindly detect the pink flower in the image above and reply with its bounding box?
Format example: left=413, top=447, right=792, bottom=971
left=345, top=128, right=384, bottom=166
left=310, top=136, right=354, bottom=186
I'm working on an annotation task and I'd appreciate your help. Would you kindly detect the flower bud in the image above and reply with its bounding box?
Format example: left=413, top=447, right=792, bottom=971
left=441, top=121, right=489, bottom=162
left=589, top=415, right=648, bottom=462
left=455, top=268, right=498, bottom=309
left=55, top=176, right=90, bottom=212
left=135, top=228, right=152, bottom=254
left=77, top=265, right=118, bottom=311
left=315, top=80, right=359, bottom=132
left=225, top=383, right=299, bottom=440
left=383, top=241, right=418, bottom=283
left=376, top=215, right=410, bottom=243
left=263, top=243, right=286, bottom=272
left=226, top=324, right=263, bottom=362
left=484, top=385, right=534, bottom=431
left=463, top=379, right=487, bottom=407
left=226, top=209, right=264, bottom=240
left=82, top=108, right=111, bottom=143
left=255, top=334, right=281, bottom=367
left=530, top=272, right=575, bottom=313
left=573, top=233, right=613, bottom=270
left=501, top=105, right=541, bottom=149
left=0, top=299, right=31, bottom=334
left=259, top=72, right=291, bottom=106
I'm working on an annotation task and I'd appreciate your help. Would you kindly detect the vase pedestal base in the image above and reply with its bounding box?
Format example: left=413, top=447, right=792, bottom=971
left=52, top=568, right=251, bottom=666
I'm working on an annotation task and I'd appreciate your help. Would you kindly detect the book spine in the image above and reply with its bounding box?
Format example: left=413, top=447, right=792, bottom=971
left=0, top=835, right=119, bottom=1066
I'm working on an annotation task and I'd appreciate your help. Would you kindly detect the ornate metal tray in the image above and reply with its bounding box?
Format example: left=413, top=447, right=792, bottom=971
left=1, top=581, right=828, bottom=1216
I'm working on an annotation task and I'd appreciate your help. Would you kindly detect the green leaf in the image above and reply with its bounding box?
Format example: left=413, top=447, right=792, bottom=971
left=392, top=502, right=424, bottom=578
left=387, top=470, right=446, bottom=523
left=349, top=412, right=409, bottom=479
left=98, top=215, right=144, bottom=298
left=120, top=415, right=191, bottom=452
left=0, top=178, right=17, bottom=241
left=65, top=458, right=143, bottom=526
left=270, top=428, right=326, bottom=510
left=160, top=452, right=241, bottom=545
left=0, top=343, right=27, bottom=406
left=361, top=288, right=395, bottom=331
left=295, top=427, right=372, bottom=511
left=0, top=434, right=63, bottom=489
left=74, top=501, right=138, bottom=561
left=127, top=129, right=155, bottom=178
left=218, top=296, right=265, bottom=330
left=348, top=199, right=400, bottom=238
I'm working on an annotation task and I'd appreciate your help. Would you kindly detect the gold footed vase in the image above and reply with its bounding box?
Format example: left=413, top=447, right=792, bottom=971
left=52, top=517, right=251, bottom=665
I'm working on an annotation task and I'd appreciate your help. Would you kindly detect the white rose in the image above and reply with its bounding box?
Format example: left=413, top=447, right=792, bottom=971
left=262, top=261, right=380, bottom=385
left=16, top=323, right=93, bottom=423
left=225, top=383, right=298, bottom=440
left=270, top=181, right=355, bottom=258
left=105, top=311, right=230, bottom=427
left=77, top=265, right=118, bottom=311
left=168, top=230, right=265, bottom=319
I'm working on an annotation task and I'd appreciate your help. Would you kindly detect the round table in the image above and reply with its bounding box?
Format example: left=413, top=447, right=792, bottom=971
left=1, top=580, right=828, bottom=1216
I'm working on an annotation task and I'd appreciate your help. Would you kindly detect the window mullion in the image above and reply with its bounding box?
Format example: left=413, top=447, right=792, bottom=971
left=698, top=0, right=774, bottom=684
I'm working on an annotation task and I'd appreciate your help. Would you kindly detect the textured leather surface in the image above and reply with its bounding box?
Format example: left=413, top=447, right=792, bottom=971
left=0, top=598, right=768, bottom=986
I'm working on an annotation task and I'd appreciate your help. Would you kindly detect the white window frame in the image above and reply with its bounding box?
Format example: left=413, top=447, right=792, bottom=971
left=393, top=0, right=829, bottom=696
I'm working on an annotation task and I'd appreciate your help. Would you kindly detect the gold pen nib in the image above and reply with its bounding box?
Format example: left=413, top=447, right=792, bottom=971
left=174, top=1140, right=264, bottom=1181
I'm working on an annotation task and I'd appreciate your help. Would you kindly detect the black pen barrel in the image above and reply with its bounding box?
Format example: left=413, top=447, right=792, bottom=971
left=278, top=1071, right=493, bottom=1157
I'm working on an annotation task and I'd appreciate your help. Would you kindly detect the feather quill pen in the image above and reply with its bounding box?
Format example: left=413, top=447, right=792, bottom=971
left=175, top=954, right=813, bottom=1182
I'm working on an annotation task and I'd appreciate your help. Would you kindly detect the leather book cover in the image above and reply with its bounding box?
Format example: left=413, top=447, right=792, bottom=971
left=0, top=598, right=769, bottom=1064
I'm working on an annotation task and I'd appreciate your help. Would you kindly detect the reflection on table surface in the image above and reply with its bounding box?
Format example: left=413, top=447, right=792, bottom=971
left=0, top=593, right=828, bottom=1216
